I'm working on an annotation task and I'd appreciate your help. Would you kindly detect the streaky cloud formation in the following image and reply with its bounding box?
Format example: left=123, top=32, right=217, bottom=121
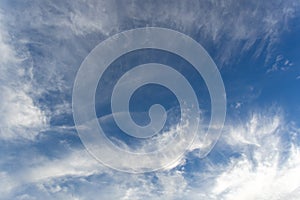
left=1, top=110, right=299, bottom=199
left=0, top=12, right=47, bottom=141
left=0, top=0, right=300, bottom=199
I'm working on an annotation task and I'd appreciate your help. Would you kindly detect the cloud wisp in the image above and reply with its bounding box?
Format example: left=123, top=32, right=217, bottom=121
left=0, top=110, right=299, bottom=199
left=0, top=1, right=300, bottom=199
left=0, top=11, right=47, bottom=141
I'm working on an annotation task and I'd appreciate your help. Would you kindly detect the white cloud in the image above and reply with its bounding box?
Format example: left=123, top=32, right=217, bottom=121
left=0, top=1, right=121, bottom=130
left=0, top=11, right=47, bottom=141
left=1, top=110, right=298, bottom=200
left=0, top=145, right=188, bottom=199
left=0, top=27, right=18, bottom=64
left=1, top=1, right=300, bottom=199
left=234, top=102, right=242, bottom=109
left=1, top=0, right=298, bottom=137
left=188, top=112, right=300, bottom=200
left=24, top=150, right=103, bottom=182
left=267, top=54, right=294, bottom=73
left=0, top=87, right=46, bottom=140
left=0, top=148, right=104, bottom=198
left=211, top=144, right=300, bottom=200
left=0, top=171, right=17, bottom=195
left=116, top=0, right=300, bottom=65
left=224, top=112, right=281, bottom=147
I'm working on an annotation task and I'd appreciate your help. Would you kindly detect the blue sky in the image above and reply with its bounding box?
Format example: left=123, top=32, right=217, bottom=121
left=0, top=0, right=300, bottom=199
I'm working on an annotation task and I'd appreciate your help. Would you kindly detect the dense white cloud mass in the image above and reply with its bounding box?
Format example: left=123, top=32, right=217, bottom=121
left=0, top=0, right=300, bottom=199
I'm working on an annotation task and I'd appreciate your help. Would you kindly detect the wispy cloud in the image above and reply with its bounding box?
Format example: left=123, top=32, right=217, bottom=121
left=267, top=54, right=294, bottom=73
left=0, top=11, right=47, bottom=141
left=0, top=1, right=299, bottom=199
left=1, top=110, right=299, bottom=199
left=1, top=0, right=298, bottom=141
left=116, top=0, right=300, bottom=65
left=208, top=113, right=300, bottom=200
